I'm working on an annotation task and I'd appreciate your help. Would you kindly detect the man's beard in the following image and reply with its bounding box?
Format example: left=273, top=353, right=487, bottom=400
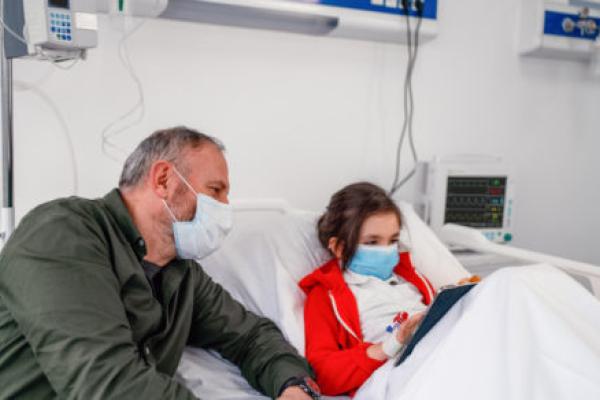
left=158, top=183, right=197, bottom=259
left=170, top=183, right=197, bottom=222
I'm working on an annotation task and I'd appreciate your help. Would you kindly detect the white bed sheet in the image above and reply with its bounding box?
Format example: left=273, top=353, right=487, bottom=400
left=177, top=348, right=343, bottom=400
left=354, top=264, right=600, bottom=400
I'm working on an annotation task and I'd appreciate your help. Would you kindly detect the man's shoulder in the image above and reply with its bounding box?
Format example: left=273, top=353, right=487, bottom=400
left=2, top=196, right=110, bottom=258
left=36, top=194, right=104, bottom=214
left=187, top=260, right=208, bottom=281
left=22, top=195, right=107, bottom=231
left=186, top=261, right=226, bottom=293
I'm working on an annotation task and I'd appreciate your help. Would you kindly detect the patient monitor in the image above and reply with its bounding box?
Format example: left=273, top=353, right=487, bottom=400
left=424, top=156, right=515, bottom=244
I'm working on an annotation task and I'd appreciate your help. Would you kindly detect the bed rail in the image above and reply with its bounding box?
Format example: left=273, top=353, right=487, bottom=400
left=440, top=224, right=600, bottom=300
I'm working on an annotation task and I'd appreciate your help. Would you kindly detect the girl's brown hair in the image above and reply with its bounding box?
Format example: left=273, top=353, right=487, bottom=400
left=317, top=182, right=401, bottom=268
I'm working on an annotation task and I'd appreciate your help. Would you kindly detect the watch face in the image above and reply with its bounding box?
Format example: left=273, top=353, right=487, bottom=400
left=300, top=378, right=321, bottom=399
left=280, top=377, right=321, bottom=399
left=305, top=378, right=320, bottom=394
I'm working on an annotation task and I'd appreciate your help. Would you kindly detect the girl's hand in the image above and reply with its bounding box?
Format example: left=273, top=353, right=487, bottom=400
left=367, top=312, right=426, bottom=361
left=366, top=343, right=387, bottom=361
left=395, top=312, right=425, bottom=344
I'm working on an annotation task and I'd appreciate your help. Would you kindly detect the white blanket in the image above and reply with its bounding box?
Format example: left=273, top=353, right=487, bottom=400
left=355, top=264, right=600, bottom=400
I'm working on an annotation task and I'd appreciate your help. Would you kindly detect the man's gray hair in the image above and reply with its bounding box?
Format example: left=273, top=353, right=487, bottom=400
left=119, top=126, right=224, bottom=189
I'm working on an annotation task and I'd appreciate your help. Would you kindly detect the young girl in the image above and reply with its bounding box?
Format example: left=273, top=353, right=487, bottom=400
left=299, top=182, right=439, bottom=396
left=301, top=182, right=600, bottom=400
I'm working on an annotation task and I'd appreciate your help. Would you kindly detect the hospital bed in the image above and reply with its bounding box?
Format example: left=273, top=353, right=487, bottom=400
left=176, top=199, right=600, bottom=399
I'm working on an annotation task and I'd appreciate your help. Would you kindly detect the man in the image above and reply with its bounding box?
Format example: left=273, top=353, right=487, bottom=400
left=0, top=127, right=319, bottom=399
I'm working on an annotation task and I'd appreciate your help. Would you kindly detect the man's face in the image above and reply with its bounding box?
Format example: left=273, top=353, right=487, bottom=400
left=168, top=143, right=230, bottom=222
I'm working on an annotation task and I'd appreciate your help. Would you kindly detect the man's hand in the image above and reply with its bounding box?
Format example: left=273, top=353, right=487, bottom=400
left=277, top=386, right=313, bottom=400
left=395, top=311, right=425, bottom=344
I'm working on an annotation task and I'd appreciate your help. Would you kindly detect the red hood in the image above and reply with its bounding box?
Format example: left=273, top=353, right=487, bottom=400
left=299, top=258, right=346, bottom=295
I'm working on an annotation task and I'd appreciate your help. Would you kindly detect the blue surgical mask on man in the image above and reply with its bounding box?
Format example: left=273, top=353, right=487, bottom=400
left=347, top=244, right=399, bottom=280
left=163, top=168, right=233, bottom=260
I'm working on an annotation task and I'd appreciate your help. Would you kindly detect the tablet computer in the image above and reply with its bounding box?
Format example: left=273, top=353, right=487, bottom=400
left=395, top=283, right=477, bottom=366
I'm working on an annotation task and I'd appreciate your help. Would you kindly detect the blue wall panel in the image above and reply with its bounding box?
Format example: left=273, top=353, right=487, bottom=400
left=544, top=10, right=600, bottom=41
left=316, top=0, right=437, bottom=20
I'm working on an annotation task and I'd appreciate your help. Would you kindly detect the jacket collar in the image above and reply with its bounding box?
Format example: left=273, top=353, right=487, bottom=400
left=103, top=188, right=191, bottom=306
left=103, top=188, right=147, bottom=261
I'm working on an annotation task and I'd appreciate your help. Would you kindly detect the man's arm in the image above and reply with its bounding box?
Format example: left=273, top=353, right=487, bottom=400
left=188, top=264, right=313, bottom=399
left=0, top=211, right=197, bottom=400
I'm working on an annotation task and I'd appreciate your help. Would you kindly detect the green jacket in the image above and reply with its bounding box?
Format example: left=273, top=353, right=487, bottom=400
left=0, top=189, right=312, bottom=399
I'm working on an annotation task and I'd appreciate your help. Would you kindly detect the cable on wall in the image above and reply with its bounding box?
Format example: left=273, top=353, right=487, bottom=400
left=100, top=18, right=147, bottom=162
left=390, top=0, right=424, bottom=196
left=14, top=80, right=79, bottom=194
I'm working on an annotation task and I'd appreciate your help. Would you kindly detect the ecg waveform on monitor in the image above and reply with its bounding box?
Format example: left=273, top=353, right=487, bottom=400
left=444, top=177, right=507, bottom=228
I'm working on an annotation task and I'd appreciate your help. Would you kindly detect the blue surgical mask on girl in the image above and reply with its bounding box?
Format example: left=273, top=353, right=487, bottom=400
left=162, top=168, right=233, bottom=260
left=347, top=244, right=399, bottom=280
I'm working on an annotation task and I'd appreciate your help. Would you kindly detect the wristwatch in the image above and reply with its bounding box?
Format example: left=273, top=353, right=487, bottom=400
left=278, top=376, right=321, bottom=399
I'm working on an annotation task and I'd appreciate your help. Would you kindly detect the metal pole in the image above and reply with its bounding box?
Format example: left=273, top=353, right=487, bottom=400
left=0, top=2, right=15, bottom=247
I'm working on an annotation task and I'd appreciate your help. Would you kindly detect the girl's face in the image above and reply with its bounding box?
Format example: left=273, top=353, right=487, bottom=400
left=358, top=211, right=400, bottom=247
left=328, top=211, right=401, bottom=260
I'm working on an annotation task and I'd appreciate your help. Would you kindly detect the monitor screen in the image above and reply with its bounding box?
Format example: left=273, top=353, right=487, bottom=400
left=444, top=176, right=507, bottom=228
left=49, top=0, right=70, bottom=9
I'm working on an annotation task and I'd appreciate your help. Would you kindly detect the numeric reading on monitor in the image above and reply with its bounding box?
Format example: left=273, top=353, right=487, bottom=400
left=443, top=176, right=507, bottom=228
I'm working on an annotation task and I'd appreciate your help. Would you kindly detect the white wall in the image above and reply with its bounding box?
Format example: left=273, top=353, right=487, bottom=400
left=7, top=0, right=600, bottom=264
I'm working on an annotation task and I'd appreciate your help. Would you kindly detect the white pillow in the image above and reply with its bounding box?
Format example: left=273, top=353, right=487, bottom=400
left=199, top=210, right=286, bottom=321
left=199, top=201, right=470, bottom=353
left=396, top=201, right=470, bottom=289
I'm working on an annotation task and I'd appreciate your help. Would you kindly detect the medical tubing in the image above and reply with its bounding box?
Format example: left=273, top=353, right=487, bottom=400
left=390, top=2, right=414, bottom=195
left=104, top=0, right=167, bottom=142
left=14, top=80, right=79, bottom=194
left=402, top=7, right=424, bottom=183
left=0, top=0, right=28, bottom=45
left=101, top=20, right=146, bottom=138
left=100, top=18, right=147, bottom=162
left=391, top=5, right=424, bottom=194
left=406, top=13, right=423, bottom=166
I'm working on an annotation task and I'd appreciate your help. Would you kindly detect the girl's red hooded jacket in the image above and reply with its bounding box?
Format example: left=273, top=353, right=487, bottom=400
left=298, top=253, right=435, bottom=397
